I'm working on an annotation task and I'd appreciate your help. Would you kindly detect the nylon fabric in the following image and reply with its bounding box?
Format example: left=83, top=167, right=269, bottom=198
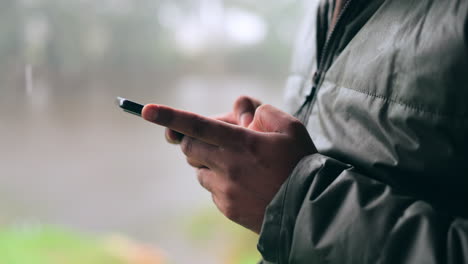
left=258, top=0, right=468, bottom=263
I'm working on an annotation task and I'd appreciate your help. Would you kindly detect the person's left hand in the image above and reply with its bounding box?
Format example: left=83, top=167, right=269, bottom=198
left=142, top=103, right=316, bottom=233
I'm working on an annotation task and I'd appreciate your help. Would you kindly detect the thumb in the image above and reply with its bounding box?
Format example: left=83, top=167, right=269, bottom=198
left=248, top=104, right=301, bottom=134
left=233, top=96, right=262, bottom=127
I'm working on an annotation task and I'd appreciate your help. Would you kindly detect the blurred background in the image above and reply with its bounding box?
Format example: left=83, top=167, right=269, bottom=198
left=0, top=0, right=304, bottom=263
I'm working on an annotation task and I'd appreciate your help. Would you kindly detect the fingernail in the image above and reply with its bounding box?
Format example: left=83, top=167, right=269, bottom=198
left=240, top=113, right=253, bottom=127
left=145, top=106, right=158, bottom=121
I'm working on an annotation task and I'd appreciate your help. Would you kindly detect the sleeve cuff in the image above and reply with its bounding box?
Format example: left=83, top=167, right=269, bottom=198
left=257, top=153, right=346, bottom=262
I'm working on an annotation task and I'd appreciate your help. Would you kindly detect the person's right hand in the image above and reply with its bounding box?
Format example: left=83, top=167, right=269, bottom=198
left=164, top=96, right=262, bottom=144
left=142, top=101, right=317, bottom=233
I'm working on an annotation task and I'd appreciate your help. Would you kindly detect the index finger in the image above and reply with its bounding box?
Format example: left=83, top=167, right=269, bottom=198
left=142, top=104, right=245, bottom=147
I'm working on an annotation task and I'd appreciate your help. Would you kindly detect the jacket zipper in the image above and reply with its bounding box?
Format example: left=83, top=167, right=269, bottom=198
left=296, top=0, right=355, bottom=123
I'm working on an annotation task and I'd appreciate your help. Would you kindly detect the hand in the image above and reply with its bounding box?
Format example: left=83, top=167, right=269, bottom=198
left=142, top=101, right=317, bottom=233
left=164, top=96, right=262, bottom=144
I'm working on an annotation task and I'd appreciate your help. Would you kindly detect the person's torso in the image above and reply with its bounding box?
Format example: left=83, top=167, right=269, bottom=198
left=285, top=0, right=468, bottom=216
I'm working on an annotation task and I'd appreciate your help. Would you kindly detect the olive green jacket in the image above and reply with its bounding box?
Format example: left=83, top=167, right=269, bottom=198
left=258, top=0, right=468, bottom=263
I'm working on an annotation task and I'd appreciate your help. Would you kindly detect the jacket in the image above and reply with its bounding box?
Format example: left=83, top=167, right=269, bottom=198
left=258, top=0, right=468, bottom=263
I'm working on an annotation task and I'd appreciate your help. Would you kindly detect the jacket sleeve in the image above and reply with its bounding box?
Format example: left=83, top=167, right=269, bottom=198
left=257, top=154, right=468, bottom=264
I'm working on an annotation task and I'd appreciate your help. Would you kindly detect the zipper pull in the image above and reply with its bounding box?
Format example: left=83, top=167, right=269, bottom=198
left=306, top=86, right=316, bottom=102
left=312, top=71, right=320, bottom=85
left=305, top=71, right=320, bottom=102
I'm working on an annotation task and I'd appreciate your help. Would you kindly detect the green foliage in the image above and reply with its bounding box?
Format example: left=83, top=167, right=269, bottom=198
left=183, top=206, right=261, bottom=264
left=0, top=226, right=125, bottom=264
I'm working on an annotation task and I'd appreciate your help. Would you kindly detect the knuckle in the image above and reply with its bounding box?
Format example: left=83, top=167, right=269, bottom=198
left=186, top=157, right=194, bottom=166
left=234, top=96, right=258, bottom=116
left=222, top=203, right=239, bottom=222
left=180, top=137, right=193, bottom=156
left=235, top=95, right=251, bottom=107
left=287, top=118, right=305, bottom=133
left=197, top=170, right=207, bottom=188
left=254, top=104, right=271, bottom=123
left=186, top=157, right=199, bottom=168
left=165, top=129, right=179, bottom=144
left=255, top=104, right=271, bottom=114
left=165, top=128, right=171, bottom=139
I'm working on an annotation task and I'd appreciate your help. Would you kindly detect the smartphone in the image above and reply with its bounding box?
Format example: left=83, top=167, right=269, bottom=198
left=116, top=97, right=144, bottom=117
left=116, top=97, right=184, bottom=141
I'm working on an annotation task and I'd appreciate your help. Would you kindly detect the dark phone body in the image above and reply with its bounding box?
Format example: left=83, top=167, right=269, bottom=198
left=116, top=97, right=144, bottom=117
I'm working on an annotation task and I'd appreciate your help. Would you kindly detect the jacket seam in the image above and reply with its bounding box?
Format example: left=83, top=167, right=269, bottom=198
left=333, top=83, right=468, bottom=120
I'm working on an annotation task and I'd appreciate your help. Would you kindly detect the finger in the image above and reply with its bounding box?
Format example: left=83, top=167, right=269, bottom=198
left=142, top=104, right=245, bottom=147
left=233, top=96, right=262, bottom=127
left=249, top=104, right=302, bottom=134
left=167, top=113, right=235, bottom=144
left=211, top=112, right=237, bottom=125
left=186, top=157, right=207, bottom=169
left=165, top=128, right=184, bottom=144
left=197, top=168, right=235, bottom=198
left=210, top=183, right=266, bottom=233
left=180, top=136, right=221, bottom=170
left=196, top=168, right=217, bottom=193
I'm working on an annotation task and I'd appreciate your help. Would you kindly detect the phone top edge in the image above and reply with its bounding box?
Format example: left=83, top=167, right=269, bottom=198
left=116, top=97, right=126, bottom=107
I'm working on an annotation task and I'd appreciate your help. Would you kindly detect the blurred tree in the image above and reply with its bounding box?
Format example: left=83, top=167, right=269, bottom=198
left=1, top=0, right=300, bottom=80
left=0, top=0, right=23, bottom=64
left=0, top=0, right=25, bottom=91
